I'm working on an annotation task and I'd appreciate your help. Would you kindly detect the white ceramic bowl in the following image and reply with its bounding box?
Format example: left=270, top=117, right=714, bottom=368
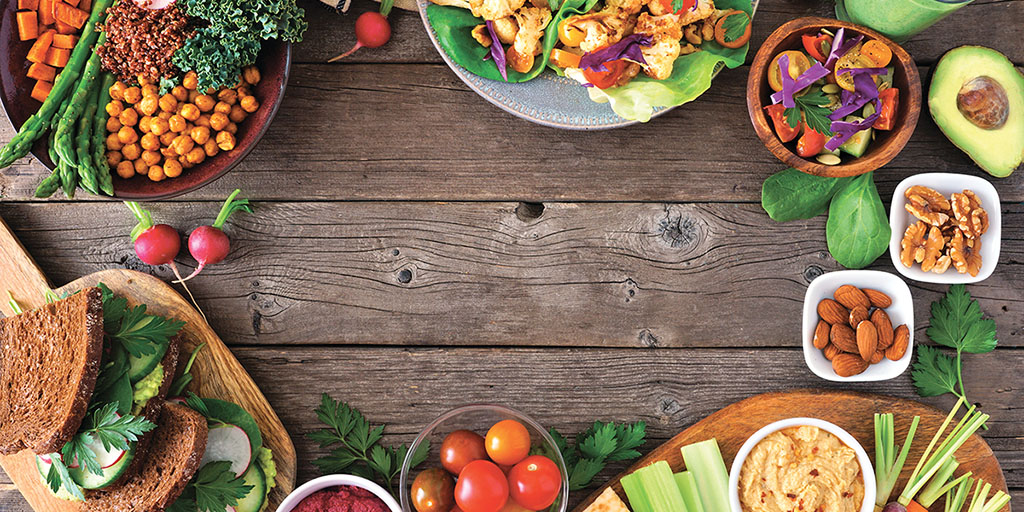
left=275, top=474, right=402, bottom=512
left=889, top=173, right=1001, bottom=283
left=728, top=418, right=876, bottom=512
left=803, top=270, right=914, bottom=382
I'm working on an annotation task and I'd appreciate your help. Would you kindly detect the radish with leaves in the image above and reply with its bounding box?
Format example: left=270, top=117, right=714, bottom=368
left=328, top=0, right=393, bottom=62
left=176, top=189, right=252, bottom=283
left=124, top=201, right=204, bottom=320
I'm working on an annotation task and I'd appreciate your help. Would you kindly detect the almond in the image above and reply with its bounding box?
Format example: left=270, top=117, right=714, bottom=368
left=813, top=320, right=830, bottom=350
left=871, top=309, right=894, bottom=349
left=870, top=349, right=885, bottom=364
left=857, top=320, right=878, bottom=361
left=849, top=305, right=869, bottom=328
left=818, top=299, right=849, bottom=325
left=863, top=288, right=893, bottom=308
left=834, top=285, right=870, bottom=310
left=824, top=344, right=841, bottom=361
left=830, top=324, right=858, bottom=353
left=833, top=353, right=869, bottom=377
left=887, top=324, right=910, bottom=361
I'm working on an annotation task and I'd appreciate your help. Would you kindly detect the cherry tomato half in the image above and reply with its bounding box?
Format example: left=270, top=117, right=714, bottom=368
left=455, top=460, right=509, bottom=512
left=508, top=455, right=562, bottom=510
left=582, top=59, right=630, bottom=90
left=767, top=50, right=811, bottom=92
left=441, top=430, right=489, bottom=475
left=412, top=468, right=456, bottom=512
left=485, top=420, right=531, bottom=466
left=499, top=501, right=534, bottom=512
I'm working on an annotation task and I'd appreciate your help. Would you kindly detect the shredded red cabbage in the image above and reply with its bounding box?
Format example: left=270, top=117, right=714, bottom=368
left=824, top=27, right=863, bottom=70
left=485, top=20, right=508, bottom=81
left=579, top=34, right=652, bottom=72
left=825, top=98, right=880, bottom=151
left=836, top=66, right=888, bottom=77
left=829, top=71, right=882, bottom=120
left=770, top=61, right=829, bottom=107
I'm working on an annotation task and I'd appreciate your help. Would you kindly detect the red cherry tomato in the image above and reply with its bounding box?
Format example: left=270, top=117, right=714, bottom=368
left=656, top=0, right=695, bottom=14
left=507, top=455, right=562, bottom=510
left=485, top=420, right=531, bottom=466
left=581, top=59, right=630, bottom=90
left=499, top=501, right=534, bottom=512
left=455, top=460, right=509, bottom=512
left=412, top=468, right=456, bottom=512
left=441, top=430, right=488, bottom=475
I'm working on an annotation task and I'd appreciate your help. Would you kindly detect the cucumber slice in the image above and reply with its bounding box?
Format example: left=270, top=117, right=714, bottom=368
left=66, top=443, right=136, bottom=489
left=35, top=456, right=83, bottom=502
left=839, top=116, right=873, bottom=158
left=127, top=343, right=169, bottom=384
left=233, top=462, right=267, bottom=512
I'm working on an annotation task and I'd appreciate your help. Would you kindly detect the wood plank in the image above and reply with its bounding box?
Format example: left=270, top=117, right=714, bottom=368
left=2, top=201, right=1021, bottom=348
left=5, top=346, right=1021, bottom=511
left=2, top=64, right=1023, bottom=202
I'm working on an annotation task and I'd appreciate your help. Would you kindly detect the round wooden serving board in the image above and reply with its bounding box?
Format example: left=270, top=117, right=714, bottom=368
left=572, top=389, right=1010, bottom=512
left=0, top=216, right=297, bottom=512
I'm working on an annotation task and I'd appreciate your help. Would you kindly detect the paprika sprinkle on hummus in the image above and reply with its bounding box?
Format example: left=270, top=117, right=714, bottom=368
left=292, top=485, right=392, bottom=512
left=738, top=426, right=865, bottom=512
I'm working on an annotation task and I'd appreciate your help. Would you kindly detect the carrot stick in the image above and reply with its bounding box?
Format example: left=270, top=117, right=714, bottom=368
left=26, top=29, right=54, bottom=63
left=17, top=10, right=39, bottom=40
left=907, top=501, right=929, bottom=512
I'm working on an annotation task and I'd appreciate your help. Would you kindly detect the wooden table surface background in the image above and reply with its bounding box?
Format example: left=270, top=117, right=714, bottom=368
left=1, top=0, right=1022, bottom=509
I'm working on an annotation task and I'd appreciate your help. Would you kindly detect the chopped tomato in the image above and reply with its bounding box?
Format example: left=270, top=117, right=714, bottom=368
left=861, top=40, right=893, bottom=67
left=657, top=0, right=695, bottom=15
left=801, top=33, right=833, bottom=63
left=796, top=127, right=828, bottom=158
left=582, top=59, right=630, bottom=89
left=767, top=50, right=811, bottom=92
left=875, top=87, right=899, bottom=131
left=549, top=48, right=581, bottom=69
left=764, top=104, right=801, bottom=143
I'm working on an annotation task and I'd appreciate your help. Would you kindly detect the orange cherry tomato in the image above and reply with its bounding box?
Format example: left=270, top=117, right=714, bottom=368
left=484, top=420, right=531, bottom=466
left=441, top=430, right=488, bottom=475
left=557, top=20, right=585, bottom=47
left=767, top=50, right=811, bottom=92
left=412, top=468, right=456, bottom=512
left=581, top=59, right=630, bottom=90
left=549, top=48, right=582, bottom=69
left=860, top=39, right=892, bottom=67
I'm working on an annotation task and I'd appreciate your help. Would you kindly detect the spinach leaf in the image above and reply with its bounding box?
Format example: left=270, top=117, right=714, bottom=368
left=761, top=168, right=851, bottom=222
left=826, top=172, right=891, bottom=269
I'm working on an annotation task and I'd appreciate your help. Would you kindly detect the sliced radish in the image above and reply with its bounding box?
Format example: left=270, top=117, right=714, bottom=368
left=39, top=454, right=52, bottom=465
left=80, top=436, right=128, bottom=469
left=168, top=396, right=186, bottom=405
left=199, top=424, right=252, bottom=477
left=132, top=0, right=175, bottom=8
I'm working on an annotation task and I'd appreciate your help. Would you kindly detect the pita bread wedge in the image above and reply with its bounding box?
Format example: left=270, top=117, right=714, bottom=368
left=583, top=487, right=631, bottom=512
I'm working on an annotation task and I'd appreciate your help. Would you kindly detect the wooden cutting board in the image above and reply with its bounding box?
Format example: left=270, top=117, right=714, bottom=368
left=0, top=217, right=297, bottom=512
left=572, top=390, right=1010, bottom=512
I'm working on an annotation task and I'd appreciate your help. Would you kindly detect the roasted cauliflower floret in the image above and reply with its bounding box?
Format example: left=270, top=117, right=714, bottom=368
left=647, top=0, right=714, bottom=21
left=467, top=0, right=527, bottom=21
left=513, top=7, right=552, bottom=56
left=564, top=11, right=638, bottom=52
left=604, top=0, right=645, bottom=15
left=493, top=16, right=519, bottom=44
left=635, top=12, right=683, bottom=79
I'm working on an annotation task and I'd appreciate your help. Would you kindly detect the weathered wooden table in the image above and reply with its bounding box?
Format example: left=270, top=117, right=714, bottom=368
left=1, top=0, right=1022, bottom=509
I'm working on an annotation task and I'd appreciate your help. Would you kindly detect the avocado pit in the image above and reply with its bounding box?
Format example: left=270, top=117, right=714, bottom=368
left=957, top=76, right=1009, bottom=130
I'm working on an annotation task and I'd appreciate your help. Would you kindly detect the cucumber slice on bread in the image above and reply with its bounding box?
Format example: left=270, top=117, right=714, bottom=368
left=234, top=462, right=268, bottom=512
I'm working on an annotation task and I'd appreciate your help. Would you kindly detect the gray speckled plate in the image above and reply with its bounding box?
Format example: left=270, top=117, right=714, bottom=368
left=418, top=0, right=757, bottom=130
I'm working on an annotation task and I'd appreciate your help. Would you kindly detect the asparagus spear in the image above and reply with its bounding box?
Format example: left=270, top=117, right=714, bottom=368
left=55, top=39, right=105, bottom=166
left=34, top=131, right=62, bottom=198
left=75, top=80, right=102, bottom=195
left=92, top=73, right=116, bottom=195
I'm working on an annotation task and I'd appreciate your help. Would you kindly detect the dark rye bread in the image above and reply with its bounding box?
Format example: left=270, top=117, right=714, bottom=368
left=0, top=288, right=104, bottom=455
left=85, top=401, right=208, bottom=512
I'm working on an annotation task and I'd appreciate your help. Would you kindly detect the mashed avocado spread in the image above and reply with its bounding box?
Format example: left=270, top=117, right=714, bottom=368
left=257, top=447, right=277, bottom=511
left=131, top=364, right=164, bottom=415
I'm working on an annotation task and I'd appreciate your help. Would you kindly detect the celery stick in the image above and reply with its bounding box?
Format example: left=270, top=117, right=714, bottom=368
left=621, top=471, right=653, bottom=512
left=680, top=439, right=730, bottom=512
left=944, top=477, right=973, bottom=512
left=918, top=457, right=960, bottom=507
left=674, top=472, right=705, bottom=512
left=622, top=461, right=687, bottom=512
left=964, top=478, right=1011, bottom=512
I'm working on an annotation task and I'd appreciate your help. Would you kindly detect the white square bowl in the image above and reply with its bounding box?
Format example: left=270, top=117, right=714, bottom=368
left=889, top=173, right=1001, bottom=283
left=803, top=270, right=914, bottom=382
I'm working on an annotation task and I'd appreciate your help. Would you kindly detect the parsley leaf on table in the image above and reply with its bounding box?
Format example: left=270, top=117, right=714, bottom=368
left=911, top=346, right=960, bottom=397
left=784, top=89, right=834, bottom=136
left=550, top=421, right=646, bottom=491
left=309, top=393, right=429, bottom=498
left=928, top=284, right=997, bottom=354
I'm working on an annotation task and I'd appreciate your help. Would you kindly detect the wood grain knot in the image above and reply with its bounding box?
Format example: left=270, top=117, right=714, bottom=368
left=515, top=202, right=544, bottom=222
left=656, top=208, right=699, bottom=250
left=803, top=265, right=825, bottom=283
left=638, top=329, right=661, bottom=348
left=397, top=268, right=413, bottom=284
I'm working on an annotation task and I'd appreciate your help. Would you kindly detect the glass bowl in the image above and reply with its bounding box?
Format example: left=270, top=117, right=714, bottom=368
left=398, top=404, right=570, bottom=512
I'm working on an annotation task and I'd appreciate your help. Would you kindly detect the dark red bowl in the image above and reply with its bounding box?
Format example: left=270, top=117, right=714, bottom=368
left=0, top=7, right=291, bottom=199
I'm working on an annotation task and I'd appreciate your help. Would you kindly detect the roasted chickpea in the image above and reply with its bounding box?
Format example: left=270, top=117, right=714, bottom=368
left=204, top=139, right=219, bottom=157
left=105, top=100, right=124, bottom=117
left=194, top=94, right=215, bottom=112
left=140, top=132, right=160, bottom=151
left=157, top=111, right=172, bottom=121
left=180, top=103, right=200, bottom=121
left=106, top=117, right=122, bottom=133
left=163, top=159, right=183, bottom=178
left=138, top=95, right=159, bottom=116
left=139, top=116, right=154, bottom=134
left=158, top=94, right=178, bottom=113
left=115, top=160, right=135, bottom=179
left=169, top=114, right=187, bottom=133
left=106, top=132, right=124, bottom=151
left=187, top=90, right=199, bottom=103
left=137, top=74, right=151, bottom=86
left=195, top=114, right=211, bottom=128
left=185, top=147, right=206, bottom=165
left=148, top=165, right=165, bottom=182
left=161, top=145, right=177, bottom=159
left=216, top=131, right=236, bottom=151
left=209, top=113, right=229, bottom=131
left=134, top=158, right=149, bottom=175
left=228, top=105, right=247, bottom=123
left=142, top=84, right=158, bottom=97
left=214, top=101, right=232, bottom=115
left=217, top=89, right=238, bottom=106
left=172, top=86, right=188, bottom=102
left=190, top=126, right=211, bottom=145
left=225, top=122, right=238, bottom=135
left=243, top=65, right=261, bottom=85
left=240, top=95, right=260, bottom=113
left=109, top=81, right=127, bottom=101
left=236, top=86, right=252, bottom=98
left=160, top=131, right=177, bottom=147
left=118, top=108, right=138, bottom=127
left=171, top=135, right=194, bottom=156
left=183, top=71, right=199, bottom=91
left=123, top=87, right=142, bottom=104
left=121, top=143, right=141, bottom=161
left=141, top=150, right=162, bottom=166
left=117, top=126, right=138, bottom=145
left=106, top=151, right=123, bottom=167
left=149, top=117, right=170, bottom=136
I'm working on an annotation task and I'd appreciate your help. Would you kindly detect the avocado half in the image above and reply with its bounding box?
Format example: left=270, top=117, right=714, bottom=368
left=928, top=46, right=1024, bottom=177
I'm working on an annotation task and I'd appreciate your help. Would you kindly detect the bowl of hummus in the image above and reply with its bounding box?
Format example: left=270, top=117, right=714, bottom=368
left=276, top=474, right=402, bottom=512
left=728, top=418, right=875, bottom=512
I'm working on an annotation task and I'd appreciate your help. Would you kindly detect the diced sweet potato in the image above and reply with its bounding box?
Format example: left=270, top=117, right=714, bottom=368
left=26, top=29, right=54, bottom=63
left=31, top=80, right=52, bottom=102
left=63, top=0, right=81, bottom=6
left=53, top=33, right=77, bottom=49
left=79, top=0, right=91, bottom=11
left=55, top=20, right=76, bottom=34
left=53, top=2, right=87, bottom=29
left=27, top=62, right=56, bottom=81
left=38, top=0, right=54, bottom=24
left=18, top=0, right=39, bottom=10
left=17, top=10, right=38, bottom=40
left=43, top=46, right=70, bottom=67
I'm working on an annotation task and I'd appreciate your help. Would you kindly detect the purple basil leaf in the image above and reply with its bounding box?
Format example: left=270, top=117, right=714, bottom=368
left=485, top=20, right=508, bottom=81
left=770, top=61, right=829, bottom=105
left=825, top=28, right=863, bottom=69
left=579, top=34, right=652, bottom=72
left=825, top=98, right=880, bottom=151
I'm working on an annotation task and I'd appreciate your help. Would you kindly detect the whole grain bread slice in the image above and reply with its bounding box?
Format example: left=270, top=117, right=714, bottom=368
left=0, top=288, right=104, bottom=455
left=85, top=401, right=208, bottom=512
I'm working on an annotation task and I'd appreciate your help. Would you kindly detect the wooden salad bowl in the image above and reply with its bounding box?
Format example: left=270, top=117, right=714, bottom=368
left=747, top=17, right=921, bottom=178
left=0, top=5, right=292, bottom=200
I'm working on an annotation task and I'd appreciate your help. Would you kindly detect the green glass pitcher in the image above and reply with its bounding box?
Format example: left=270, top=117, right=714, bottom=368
left=836, top=0, right=974, bottom=42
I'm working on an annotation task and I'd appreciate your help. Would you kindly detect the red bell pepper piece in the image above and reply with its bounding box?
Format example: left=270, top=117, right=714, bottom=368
left=802, top=33, right=833, bottom=63
left=764, top=104, right=801, bottom=143
left=874, top=87, right=899, bottom=131
left=797, top=127, right=828, bottom=158
left=658, top=0, right=695, bottom=14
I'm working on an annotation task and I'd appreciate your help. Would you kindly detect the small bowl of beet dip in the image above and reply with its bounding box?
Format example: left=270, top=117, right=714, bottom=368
left=276, top=474, right=401, bottom=512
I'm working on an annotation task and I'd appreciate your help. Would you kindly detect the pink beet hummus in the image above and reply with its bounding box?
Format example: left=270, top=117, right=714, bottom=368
left=293, top=485, right=391, bottom=512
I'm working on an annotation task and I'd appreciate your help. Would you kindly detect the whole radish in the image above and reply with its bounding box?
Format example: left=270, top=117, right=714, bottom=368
left=126, top=202, right=180, bottom=266
left=328, top=1, right=393, bottom=62
left=176, top=189, right=252, bottom=283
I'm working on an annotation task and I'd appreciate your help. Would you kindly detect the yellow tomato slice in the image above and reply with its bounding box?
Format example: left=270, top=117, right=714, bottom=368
left=767, top=50, right=811, bottom=92
left=550, top=48, right=582, bottom=68
left=558, top=20, right=585, bottom=47
left=861, top=40, right=893, bottom=67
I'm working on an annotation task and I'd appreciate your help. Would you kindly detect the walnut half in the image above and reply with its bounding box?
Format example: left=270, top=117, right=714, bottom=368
left=900, top=221, right=945, bottom=272
left=905, top=185, right=951, bottom=226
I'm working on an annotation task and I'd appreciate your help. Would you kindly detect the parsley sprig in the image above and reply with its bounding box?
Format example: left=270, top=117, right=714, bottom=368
left=98, top=283, right=185, bottom=358
left=309, top=393, right=430, bottom=498
left=912, top=285, right=998, bottom=407
left=44, top=454, right=84, bottom=501
left=549, top=421, right=646, bottom=491
left=167, top=461, right=253, bottom=512
left=784, top=89, right=834, bottom=136
left=64, top=403, right=156, bottom=477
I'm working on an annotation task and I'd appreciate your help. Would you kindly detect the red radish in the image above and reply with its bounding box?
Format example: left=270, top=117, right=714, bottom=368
left=124, top=201, right=204, bottom=320
left=328, top=11, right=392, bottom=62
left=175, top=189, right=252, bottom=283
left=199, top=424, right=252, bottom=477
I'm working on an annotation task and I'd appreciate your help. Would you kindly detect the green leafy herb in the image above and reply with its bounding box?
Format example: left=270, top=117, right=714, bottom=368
left=193, top=461, right=254, bottom=512
left=44, top=454, right=85, bottom=501
left=784, top=89, right=834, bottom=136
left=309, top=393, right=429, bottom=498
left=721, top=11, right=749, bottom=41
left=7, top=291, right=23, bottom=314
left=912, top=346, right=960, bottom=398
left=169, top=343, right=206, bottom=397
left=98, top=282, right=185, bottom=358
left=826, top=172, right=891, bottom=269
left=61, top=403, right=156, bottom=476
left=550, top=421, right=646, bottom=491
left=761, top=168, right=852, bottom=222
